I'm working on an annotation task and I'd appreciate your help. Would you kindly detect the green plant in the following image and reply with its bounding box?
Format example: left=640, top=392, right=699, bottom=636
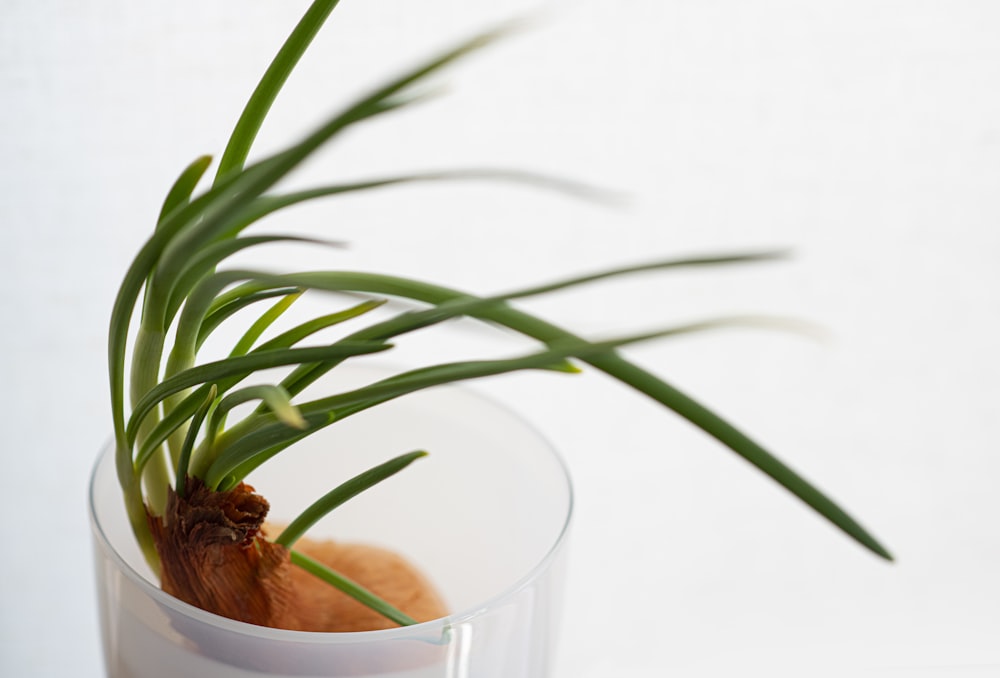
left=109, top=0, right=890, bottom=630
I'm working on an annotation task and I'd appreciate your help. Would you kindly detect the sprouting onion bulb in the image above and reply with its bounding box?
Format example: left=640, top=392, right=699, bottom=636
left=109, top=0, right=891, bottom=630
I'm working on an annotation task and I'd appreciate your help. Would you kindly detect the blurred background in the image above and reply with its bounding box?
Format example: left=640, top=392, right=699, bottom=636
left=2, top=0, right=999, bottom=675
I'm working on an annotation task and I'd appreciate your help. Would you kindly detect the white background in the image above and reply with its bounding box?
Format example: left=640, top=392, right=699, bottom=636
left=2, top=0, right=1000, bottom=676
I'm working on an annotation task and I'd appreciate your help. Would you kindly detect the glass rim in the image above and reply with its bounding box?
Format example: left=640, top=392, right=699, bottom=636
left=90, top=376, right=575, bottom=645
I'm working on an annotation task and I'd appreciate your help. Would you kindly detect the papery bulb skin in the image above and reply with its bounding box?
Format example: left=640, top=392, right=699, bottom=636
left=148, top=477, right=448, bottom=631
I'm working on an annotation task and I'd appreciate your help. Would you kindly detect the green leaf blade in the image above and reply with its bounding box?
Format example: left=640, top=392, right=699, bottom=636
left=275, top=451, right=428, bottom=549
left=263, top=270, right=892, bottom=560
left=229, top=291, right=303, bottom=358
left=158, top=155, right=213, bottom=225
left=215, top=0, right=345, bottom=183
left=289, top=550, right=417, bottom=627
left=175, top=385, right=218, bottom=498
left=126, top=342, right=392, bottom=447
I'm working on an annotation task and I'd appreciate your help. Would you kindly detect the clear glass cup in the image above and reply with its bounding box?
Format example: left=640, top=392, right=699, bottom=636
left=90, top=366, right=573, bottom=677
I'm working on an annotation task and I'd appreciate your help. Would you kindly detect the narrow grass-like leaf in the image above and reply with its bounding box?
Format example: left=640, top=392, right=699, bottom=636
left=198, top=287, right=302, bottom=348
left=205, top=318, right=767, bottom=485
left=205, top=412, right=334, bottom=489
left=126, top=342, right=392, bottom=446
left=303, top=318, right=778, bottom=414
left=275, top=451, right=428, bottom=548
left=172, top=271, right=287, bottom=378
left=176, top=254, right=784, bottom=434
left=276, top=361, right=364, bottom=405
left=246, top=300, right=388, bottom=412
left=544, top=360, right=583, bottom=374
left=161, top=280, right=300, bottom=459
left=207, top=280, right=289, bottom=317
left=289, top=550, right=417, bottom=627
left=257, top=300, right=387, bottom=351
left=175, top=385, right=217, bottom=499
left=265, top=253, right=784, bottom=396
left=205, top=384, right=305, bottom=447
left=145, top=157, right=299, bottom=321
left=153, top=27, right=510, bottom=301
left=164, top=236, right=341, bottom=325
left=138, top=162, right=272, bottom=330
left=230, top=292, right=303, bottom=358
left=134, top=384, right=213, bottom=474
left=110, top=166, right=278, bottom=499
left=313, top=251, right=785, bottom=332
left=129, top=324, right=172, bottom=514
left=245, top=271, right=891, bottom=560
left=224, top=168, right=617, bottom=236
left=183, top=251, right=784, bottom=383
left=170, top=269, right=409, bottom=385
left=171, top=254, right=773, bottom=407
left=158, top=155, right=213, bottom=225
left=215, top=0, right=344, bottom=183
left=172, top=254, right=739, bottom=404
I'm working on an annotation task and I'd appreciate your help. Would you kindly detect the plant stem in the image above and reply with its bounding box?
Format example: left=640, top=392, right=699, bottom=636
left=117, top=446, right=161, bottom=576
left=162, top=340, right=198, bottom=466
left=131, top=322, right=171, bottom=515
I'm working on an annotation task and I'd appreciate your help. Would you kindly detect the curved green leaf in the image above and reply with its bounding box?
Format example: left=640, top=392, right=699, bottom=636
left=205, top=318, right=772, bottom=486
left=215, top=0, right=345, bottom=183
left=257, top=299, right=387, bottom=352
left=126, top=342, right=392, bottom=447
left=206, top=413, right=332, bottom=489
left=244, top=271, right=892, bottom=560
left=275, top=451, right=428, bottom=548
left=158, top=155, right=213, bottom=225
left=229, top=292, right=303, bottom=358
left=164, top=236, right=341, bottom=325
left=152, top=26, right=511, bottom=306
left=224, top=168, right=616, bottom=236
left=175, top=385, right=217, bottom=499
left=206, top=384, right=305, bottom=446
left=198, top=287, right=302, bottom=348
left=134, top=384, right=213, bottom=474
left=289, top=550, right=416, bottom=627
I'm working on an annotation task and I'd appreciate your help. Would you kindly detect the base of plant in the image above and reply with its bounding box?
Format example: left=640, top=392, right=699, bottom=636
left=147, top=476, right=446, bottom=631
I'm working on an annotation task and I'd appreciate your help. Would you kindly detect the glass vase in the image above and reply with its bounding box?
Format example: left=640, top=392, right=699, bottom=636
left=90, top=365, right=573, bottom=677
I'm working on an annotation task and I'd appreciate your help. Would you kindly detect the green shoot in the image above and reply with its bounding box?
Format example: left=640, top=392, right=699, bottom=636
left=109, top=0, right=892, bottom=633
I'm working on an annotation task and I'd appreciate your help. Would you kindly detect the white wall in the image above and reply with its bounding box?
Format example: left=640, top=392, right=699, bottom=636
left=2, top=1, right=999, bottom=675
